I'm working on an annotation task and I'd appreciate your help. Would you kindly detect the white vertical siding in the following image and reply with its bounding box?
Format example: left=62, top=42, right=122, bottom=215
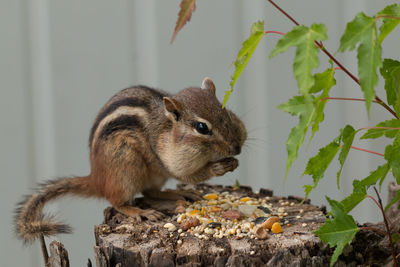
left=1, top=1, right=398, bottom=266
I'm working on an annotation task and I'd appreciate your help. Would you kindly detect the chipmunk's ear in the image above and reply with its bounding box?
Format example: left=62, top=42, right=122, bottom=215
left=201, top=77, right=216, bottom=95
left=163, top=97, right=183, bottom=121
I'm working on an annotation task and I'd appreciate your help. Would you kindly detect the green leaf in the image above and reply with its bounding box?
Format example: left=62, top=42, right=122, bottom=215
left=314, top=197, right=359, bottom=267
left=385, top=188, right=400, bottom=212
left=224, top=21, right=264, bottom=107
left=341, top=163, right=389, bottom=213
left=309, top=68, right=336, bottom=94
left=357, top=35, right=381, bottom=112
left=340, top=180, right=367, bottom=214
left=270, top=24, right=327, bottom=96
left=361, top=119, right=400, bottom=139
left=380, top=59, right=400, bottom=117
left=339, top=12, right=376, bottom=52
left=303, top=136, right=341, bottom=198
left=338, top=12, right=381, bottom=112
left=277, top=95, right=309, bottom=116
left=384, top=134, right=400, bottom=184
left=337, top=125, right=356, bottom=188
left=392, top=233, right=400, bottom=243
left=278, top=95, right=315, bottom=179
left=377, top=4, right=400, bottom=44
left=310, top=68, right=336, bottom=141
left=171, top=0, right=196, bottom=43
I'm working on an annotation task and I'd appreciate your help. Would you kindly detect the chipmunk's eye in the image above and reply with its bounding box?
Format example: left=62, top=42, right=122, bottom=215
left=195, top=122, right=210, bottom=135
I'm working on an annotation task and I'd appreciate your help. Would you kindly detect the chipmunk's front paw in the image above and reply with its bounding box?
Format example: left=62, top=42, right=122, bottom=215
left=210, top=157, right=238, bottom=176
left=141, top=209, right=164, bottom=221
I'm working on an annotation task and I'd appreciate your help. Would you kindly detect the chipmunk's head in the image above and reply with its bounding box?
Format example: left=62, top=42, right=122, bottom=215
left=158, top=77, right=247, bottom=181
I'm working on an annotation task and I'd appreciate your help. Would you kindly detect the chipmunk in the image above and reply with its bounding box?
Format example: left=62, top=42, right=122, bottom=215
left=14, top=77, right=246, bottom=245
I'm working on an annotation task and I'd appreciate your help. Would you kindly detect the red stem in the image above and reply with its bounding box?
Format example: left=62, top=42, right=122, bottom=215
left=320, top=97, right=380, bottom=103
left=350, top=146, right=384, bottom=157
left=265, top=30, right=285, bottom=36
left=376, top=15, right=400, bottom=20
left=372, top=188, right=398, bottom=267
left=267, top=0, right=399, bottom=120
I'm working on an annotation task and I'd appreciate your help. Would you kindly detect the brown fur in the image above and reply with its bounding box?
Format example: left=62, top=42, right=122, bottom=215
left=14, top=78, right=247, bottom=244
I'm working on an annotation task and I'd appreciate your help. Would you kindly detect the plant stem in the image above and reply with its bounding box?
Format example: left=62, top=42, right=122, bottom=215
left=359, top=226, right=386, bottom=236
left=372, top=187, right=398, bottom=267
left=40, top=234, right=49, bottom=266
left=350, top=146, right=384, bottom=157
left=320, top=97, right=380, bottom=103
left=361, top=126, right=400, bottom=131
left=264, top=30, right=285, bottom=36
left=267, top=0, right=299, bottom=26
left=267, top=0, right=399, bottom=120
left=375, top=15, right=400, bottom=20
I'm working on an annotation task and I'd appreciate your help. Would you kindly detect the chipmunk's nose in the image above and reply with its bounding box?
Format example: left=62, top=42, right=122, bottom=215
left=231, top=142, right=241, bottom=155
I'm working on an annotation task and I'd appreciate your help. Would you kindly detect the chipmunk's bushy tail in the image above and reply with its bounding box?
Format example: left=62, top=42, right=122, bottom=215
left=14, top=176, right=92, bottom=244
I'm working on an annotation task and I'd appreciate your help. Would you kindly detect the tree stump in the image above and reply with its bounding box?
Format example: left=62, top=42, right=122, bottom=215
left=41, top=182, right=400, bottom=266
left=93, top=183, right=333, bottom=267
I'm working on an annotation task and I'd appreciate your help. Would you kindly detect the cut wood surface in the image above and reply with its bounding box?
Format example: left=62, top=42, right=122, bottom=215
left=92, top=183, right=341, bottom=266
left=44, top=182, right=399, bottom=266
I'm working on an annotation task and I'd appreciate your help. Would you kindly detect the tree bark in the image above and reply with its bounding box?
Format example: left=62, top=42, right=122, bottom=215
left=47, top=241, right=70, bottom=267
left=94, top=183, right=330, bottom=267
left=46, top=182, right=400, bottom=266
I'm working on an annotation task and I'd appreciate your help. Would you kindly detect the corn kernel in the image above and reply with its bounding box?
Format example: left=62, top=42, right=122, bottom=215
left=190, top=210, right=200, bottom=216
left=271, top=222, right=282, bottom=234
left=203, top=193, right=218, bottom=200
left=240, top=197, right=251, bottom=202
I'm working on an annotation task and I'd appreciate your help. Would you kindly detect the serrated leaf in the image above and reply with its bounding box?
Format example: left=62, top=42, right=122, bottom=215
left=270, top=24, right=327, bottom=96
left=277, top=95, right=308, bottom=116
left=338, top=12, right=381, bottom=112
left=357, top=163, right=390, bottom=188
left=339, top=13, right=376, bottom=52
left=384, top=134, right=400, bottom=184
left=385, top=188, right=400, bottom=212
left=380, top=59, right=400, bottom=117
left=361, top=119, right=400, bottom=139
left=337, top=125, right=356, bottom=188
left=171, top=0, right=196, bottom=43
left=223, top=21, right=264, bottom=107
left=310, top=68, right=336, bottom=141
left=279, top=95, right=315, bottom=179
left=357, top=35, right=381, bottom=112
left=341, top=163, right=389, bottom=213
left=310, top=68, right=336, bottom=94
left=340, top=180, right=367, bottom=214
left=377, top=4, right=400, bottom=44
left=314, top=197, right=359, bottom=267
left=303, top=136, right=341, bottom=198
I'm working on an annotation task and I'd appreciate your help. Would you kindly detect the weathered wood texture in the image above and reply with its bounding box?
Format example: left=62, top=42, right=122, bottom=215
left=46, top=182, right=399, bottom=266
left=93, top=183, right=400, bottom=267
left=47, top=241, right=70, bottom=267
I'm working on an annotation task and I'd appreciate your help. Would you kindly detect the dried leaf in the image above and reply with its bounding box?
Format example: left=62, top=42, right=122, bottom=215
left=171, top=0, right=196, bottom=43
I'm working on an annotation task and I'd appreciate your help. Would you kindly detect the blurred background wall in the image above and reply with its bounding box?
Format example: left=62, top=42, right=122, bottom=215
left=1, top=0, right=399, bottom=266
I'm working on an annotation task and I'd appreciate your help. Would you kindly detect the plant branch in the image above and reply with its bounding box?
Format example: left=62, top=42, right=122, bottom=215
left=264, top=30, right=285, bottom=36
left=361, top=126, right=400, bottom=131
left=372, top=187, right=398, bottom=267
left=320, top=97, right=380, bottom=104
left=359, top=226, right=386, bottom=236
left=375, top=15, right=400, bottom=20
left=350, top=146, right=384, bottom=157
left=267, top=0, right=399, bottom=119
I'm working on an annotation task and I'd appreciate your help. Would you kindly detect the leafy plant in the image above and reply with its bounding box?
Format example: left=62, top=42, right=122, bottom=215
left=171, top=1, right=400, bottom=266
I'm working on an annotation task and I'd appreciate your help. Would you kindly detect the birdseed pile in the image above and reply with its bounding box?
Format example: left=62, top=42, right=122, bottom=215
left=164, top=189, right=305, bottom=241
